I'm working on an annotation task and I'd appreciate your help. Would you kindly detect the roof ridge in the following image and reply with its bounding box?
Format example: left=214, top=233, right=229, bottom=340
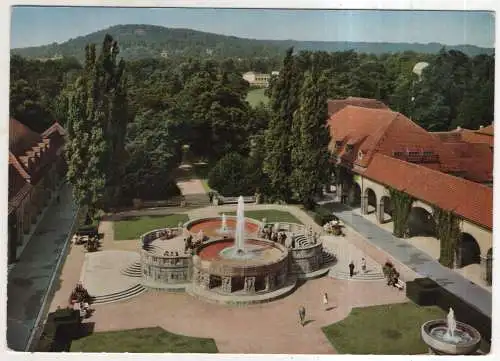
left=374, top=153, right=492, bottom=191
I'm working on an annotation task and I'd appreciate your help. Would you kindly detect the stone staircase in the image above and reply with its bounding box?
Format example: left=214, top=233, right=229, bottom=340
left=184, top=193, right=211, bottom=208
left=91, top=284, right=147, bottom=305
left=121, top=261, right=142, bottom=278
left=322, top=250, right=337, bottom=265
left=328, top=266, right=385, bottom=281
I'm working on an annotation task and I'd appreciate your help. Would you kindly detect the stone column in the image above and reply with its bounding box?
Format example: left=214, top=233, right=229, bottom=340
left=244, top=276, right=255, bottom=293
left=481, top=255, right=492, bottom=285
left=361, top=195, right=368, bottom=214
left=377, top=201, right=385, bottom=223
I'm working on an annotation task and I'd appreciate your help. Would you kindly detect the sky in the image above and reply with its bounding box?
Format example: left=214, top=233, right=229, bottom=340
left=10, top=6, right=495, bottom=49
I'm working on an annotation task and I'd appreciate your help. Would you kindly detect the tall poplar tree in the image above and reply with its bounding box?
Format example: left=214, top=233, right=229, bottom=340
left=65, top=35, right=129, bottom=218
left=263, top=48, right=300, bottom=202
left=290, top=64, right=331, bottom=208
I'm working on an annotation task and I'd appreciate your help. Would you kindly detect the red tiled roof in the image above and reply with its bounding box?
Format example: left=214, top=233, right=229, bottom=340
left=327, top=97, right=388, bottom=115
left=362, top=153, right=492, bottom=229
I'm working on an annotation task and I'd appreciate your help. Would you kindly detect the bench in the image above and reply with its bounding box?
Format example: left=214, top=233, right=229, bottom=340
left=395, top=279, right=405, bottom=290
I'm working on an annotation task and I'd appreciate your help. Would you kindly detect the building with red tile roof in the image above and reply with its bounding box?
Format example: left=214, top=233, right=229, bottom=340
left=8, top=118, right=67, bottom=264
left=327, top=98, right=493, bottom=286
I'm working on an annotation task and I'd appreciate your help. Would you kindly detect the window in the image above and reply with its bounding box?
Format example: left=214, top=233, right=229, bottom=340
left=423, top=151, right=434, bottom=156
left=346, top=144, right=354, bottom=152
left=392, top=151, right=404, bottom=157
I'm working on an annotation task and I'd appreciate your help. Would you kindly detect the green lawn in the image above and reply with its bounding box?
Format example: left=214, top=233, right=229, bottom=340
left=246, top=88, right=269, bottom=107
left=70, top=327, right=218, bottom=353
left=322, top=302, right=445, bottom=354
left=222, top=210, right=303, bottom=224
left=113, top=214, right=189, bottom=240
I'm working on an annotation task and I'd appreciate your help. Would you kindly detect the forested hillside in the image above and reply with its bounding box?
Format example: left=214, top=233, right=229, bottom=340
left=12, top=24, right=494, bottom=62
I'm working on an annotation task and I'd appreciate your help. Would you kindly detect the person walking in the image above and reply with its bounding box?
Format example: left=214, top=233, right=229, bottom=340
left=349, top=261, right=355, bottom=277
left=323, top=292, right=329, bottom=310
left=361, top=258, right=367, bottom=273
left=299, top=306, right=306, bottom=326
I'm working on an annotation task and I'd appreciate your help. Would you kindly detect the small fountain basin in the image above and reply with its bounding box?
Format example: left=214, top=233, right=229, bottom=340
left=421, top=319, right=481, bottom=355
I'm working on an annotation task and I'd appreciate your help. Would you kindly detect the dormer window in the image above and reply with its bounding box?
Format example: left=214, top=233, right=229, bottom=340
left=358, top=150, right=364, bottom=160
left=334, top=140, right=342, bottom=149
left=345, top=144, right=354, bottom=152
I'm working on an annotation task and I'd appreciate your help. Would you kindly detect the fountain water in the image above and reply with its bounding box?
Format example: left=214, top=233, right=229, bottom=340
left=422, top=306, right=481, bottom=355
left=235, top=196, right=245, bottom=253
left=219, top=213, right=229, bottom=234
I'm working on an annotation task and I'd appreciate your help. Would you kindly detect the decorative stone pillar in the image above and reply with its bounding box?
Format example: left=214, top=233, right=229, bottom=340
left=222, top=276, right=232, bottom=293
left=480, top=256, right=488, bottom=283
left=200, top=272, right=210, bottom=289
left=377, top=201, right=385, bottom=223
left=361, top=195, right=368, bottom=214
left=244, top=276, right=255, bottom=293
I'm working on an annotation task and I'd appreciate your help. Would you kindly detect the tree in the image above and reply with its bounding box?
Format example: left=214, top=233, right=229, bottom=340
left=65, top=35, right=129, bottom=218
left=290, top=64, right=331, bottom=208
left=263, top=48, right=300, bottom=202
left=207, top=152, right=255, bottom=196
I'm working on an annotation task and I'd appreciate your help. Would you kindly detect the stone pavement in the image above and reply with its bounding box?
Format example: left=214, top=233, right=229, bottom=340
left=89, top=276, right=407, bottom=354
left=7, top=184, right=79, bottom=351
left=327, top=203, right=492, bottom=318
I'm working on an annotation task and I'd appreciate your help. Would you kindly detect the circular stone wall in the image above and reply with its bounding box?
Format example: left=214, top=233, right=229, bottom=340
left=290, top=242, right=324, bottom=275
left=184, top=216, right=262, bottom=238
left=192, top=238, right=289, bottom=294
left=140, top=228, right=193, bottom=290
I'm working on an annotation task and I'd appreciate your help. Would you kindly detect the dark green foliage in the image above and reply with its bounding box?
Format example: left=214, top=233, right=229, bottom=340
left=290, top=60, right=331, bottom=207
left=388, top=188, right=414, bottom=238
left=122, top=111, right=182, bottom=201
left=406, top=278, right=440, bottom=306
left=65, top=35, right=129, bottom=216
left=433, top=206, right=461, bottom=268
left=10, top=55, right=82, bottom=131
left=207, top=152, right=257, bottom=196
left=36, top=308, right=81, bottom=352
left=263, top=48, right=300, bottom=202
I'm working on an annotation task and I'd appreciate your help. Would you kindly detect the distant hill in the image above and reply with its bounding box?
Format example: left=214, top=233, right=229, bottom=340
left=11, top=24, right=494, bottom=62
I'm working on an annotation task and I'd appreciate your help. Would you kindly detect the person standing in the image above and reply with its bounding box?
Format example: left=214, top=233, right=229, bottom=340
left=323, top=292, right=329, bottom=310
left=349, top=261, right=355, bottom=277
left=361, top=258, right=367, bottom=273
left=299, top=306, right=306, bottom=326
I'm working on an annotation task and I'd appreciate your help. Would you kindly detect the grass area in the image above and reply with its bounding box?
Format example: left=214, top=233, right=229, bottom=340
left=223, top=210, right=303, bottom=224
left=70, top=327, right=218, bottom=353
left=322, top=302, right=445, bottom=354
left=246, top=88, right=269, bottom=107
left=114, top=214, right=189, bottom=240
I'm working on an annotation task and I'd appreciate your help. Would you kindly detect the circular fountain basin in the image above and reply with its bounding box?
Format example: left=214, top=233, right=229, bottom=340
left=421, top=320, right=481, bottom=355
left=184, top=216, right=261, bottom=238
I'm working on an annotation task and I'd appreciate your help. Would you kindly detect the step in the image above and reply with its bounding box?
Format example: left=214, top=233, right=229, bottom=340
left=92, top=284, right=146, bottom=304
left=328, top=268, right=385, bottom=281
left=92, top=284, right=145, bottom=301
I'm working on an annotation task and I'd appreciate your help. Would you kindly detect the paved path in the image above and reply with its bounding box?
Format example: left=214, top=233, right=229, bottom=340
left=327, top=203, right=492, bottom=318
left=7, top=184, right=79, bottom=351
left=89, top=277, right=407, bottom=354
